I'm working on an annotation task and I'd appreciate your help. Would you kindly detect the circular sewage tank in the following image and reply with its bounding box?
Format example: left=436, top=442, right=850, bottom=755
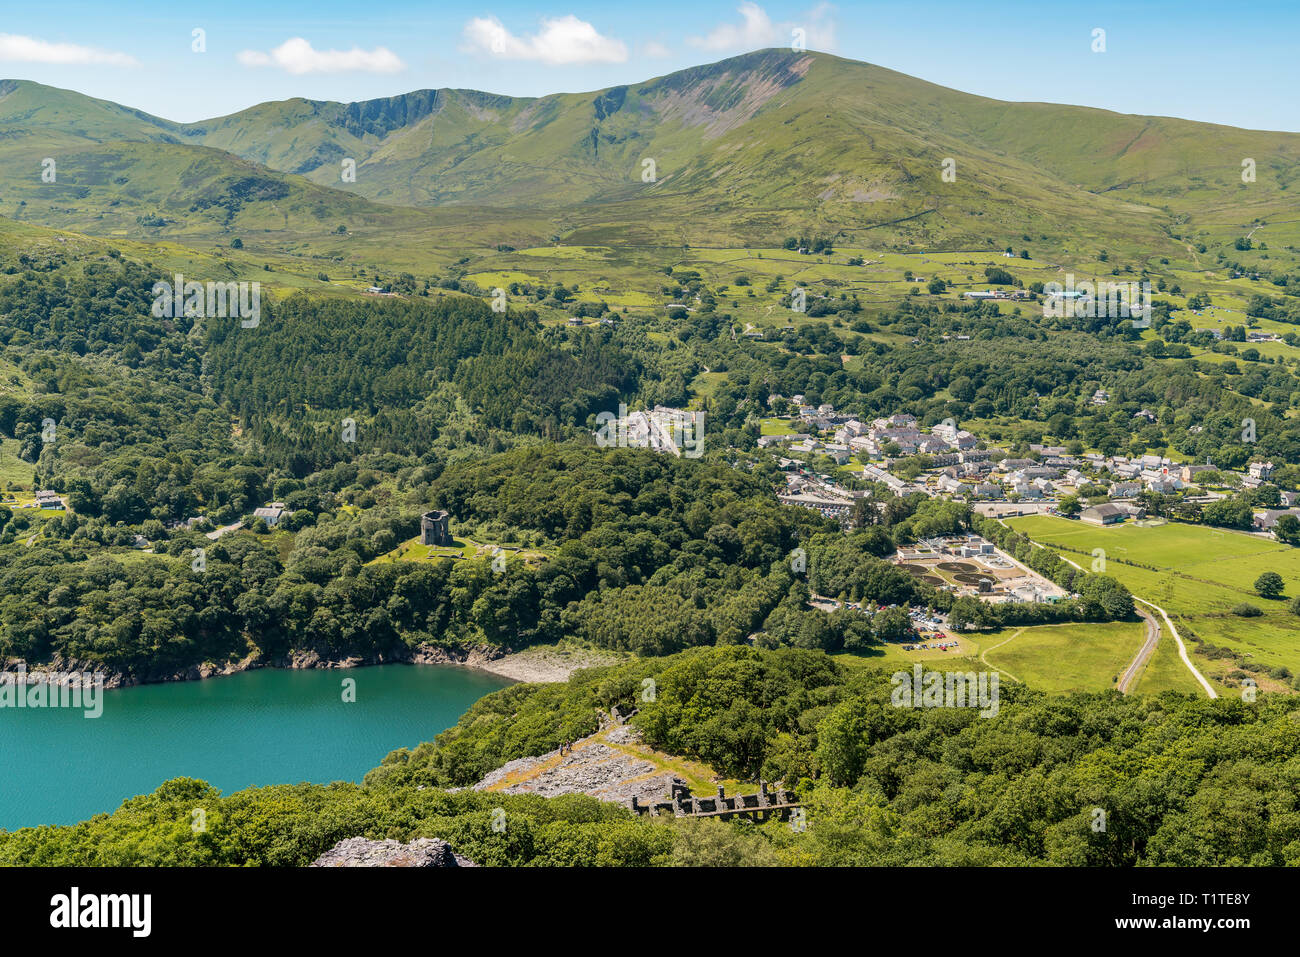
left=938, top=561, right=977, bottom=573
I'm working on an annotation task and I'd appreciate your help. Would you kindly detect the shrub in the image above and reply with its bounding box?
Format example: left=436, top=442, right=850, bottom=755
left=1255, top=571, right=1284, bottom=598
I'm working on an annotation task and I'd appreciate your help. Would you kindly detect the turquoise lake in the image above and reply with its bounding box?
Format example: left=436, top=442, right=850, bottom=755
left=0, top=664, right=512, bottom=830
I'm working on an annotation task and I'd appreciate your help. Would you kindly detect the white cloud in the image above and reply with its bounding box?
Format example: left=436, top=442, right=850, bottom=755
left=462, top=15, right=628, bottom=65
left=689, top=2, right=836, bottom=53
left=0, top=33, right=137, bottom=67
left=236, top=37, right=405, bottom=74
left=690, top=2, right=779, bottom=50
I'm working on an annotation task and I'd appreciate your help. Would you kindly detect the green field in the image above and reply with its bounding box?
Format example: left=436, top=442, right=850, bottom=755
left=760, top=417, right=800, bottom=437
left=0, top=439, right=34, bottom=490
left=1131, top=626, right=1206, bottom=696
left=1006, top=515, right=1300, bottom=688
left=836, top=620, right=1148, bottom=695
left=980, top=621, right=1146, bottom=693
left=370, top=535, right=550, bottom=567
left=371, top=536, right=479, bottom=564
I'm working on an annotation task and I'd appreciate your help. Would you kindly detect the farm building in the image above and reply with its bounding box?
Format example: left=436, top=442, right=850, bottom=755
left=34, top=490, right=65, bottom=510
left=1080, top=503, right=1126, bottom=526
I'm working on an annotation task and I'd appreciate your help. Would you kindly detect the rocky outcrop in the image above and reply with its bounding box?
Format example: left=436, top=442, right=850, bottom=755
left=465, top=644, right=624, bottom=683
left=310, top=837, right=475, bottom=867
left=2, top=635, right=621, bottom=690
left=278, top=641, right=512, bottom=673
left=0, top=654, right=259, bottom=690
left=473, top=725, right=681, bottom=806
left=0, top=641, right=515, bottom=689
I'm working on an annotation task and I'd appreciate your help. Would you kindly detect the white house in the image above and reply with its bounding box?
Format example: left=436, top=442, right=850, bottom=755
left=253, top=502, right=287, bottom=527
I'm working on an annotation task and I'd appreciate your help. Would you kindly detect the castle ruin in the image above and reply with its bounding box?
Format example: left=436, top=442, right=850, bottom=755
left=420, top=510, right=451, bottom=547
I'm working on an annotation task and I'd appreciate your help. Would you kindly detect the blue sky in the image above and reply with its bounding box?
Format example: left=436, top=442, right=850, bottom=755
left=1, top=0, right=1296, bottom=130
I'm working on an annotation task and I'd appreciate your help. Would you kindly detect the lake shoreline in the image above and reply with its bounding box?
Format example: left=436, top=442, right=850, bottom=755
left=0, top=658, right=516, bottom=831
left=2, top=641, right=624, bottom=690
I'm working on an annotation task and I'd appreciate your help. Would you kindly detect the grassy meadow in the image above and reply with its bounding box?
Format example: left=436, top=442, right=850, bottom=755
left=1007, top=514, right=1300, bottom=688
left=836, top=620, right=1149, bottom=695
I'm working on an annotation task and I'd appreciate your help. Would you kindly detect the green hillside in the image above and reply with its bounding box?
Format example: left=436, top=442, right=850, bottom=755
left=2, top=50, right=1297, bottom=264
left=0, top=78, right=181, bottom=144
left=0, top=139, right=439, bottom=242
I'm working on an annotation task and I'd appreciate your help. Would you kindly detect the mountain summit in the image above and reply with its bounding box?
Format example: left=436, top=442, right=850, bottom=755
left=1, top=49, right=1295, bottom=249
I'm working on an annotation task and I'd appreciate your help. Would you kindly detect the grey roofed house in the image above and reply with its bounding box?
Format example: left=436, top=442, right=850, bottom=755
left=252, top=502, right=287, bottom=526
left=1080, top=503, right=1126, bottom=525
left=1254, top=508, right=1300, bottom=531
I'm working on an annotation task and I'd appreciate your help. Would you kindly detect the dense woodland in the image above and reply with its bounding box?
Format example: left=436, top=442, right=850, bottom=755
left=9, top=246, right=1274, bottom=679
left=0, top=440, right=1136, bottom=677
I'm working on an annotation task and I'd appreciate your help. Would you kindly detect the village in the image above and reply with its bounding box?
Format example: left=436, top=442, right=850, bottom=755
left=594, top=392, right=1299, bottom=639
left=598, top=395, right=1296, bottom=531
left=748, top=398, right=1295, bottom=534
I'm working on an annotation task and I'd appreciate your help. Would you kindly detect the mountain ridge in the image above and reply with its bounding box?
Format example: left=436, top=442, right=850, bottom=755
left=0, top=48, right=1294, bottom=255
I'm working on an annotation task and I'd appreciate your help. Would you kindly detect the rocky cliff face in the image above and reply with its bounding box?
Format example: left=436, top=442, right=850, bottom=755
left=310, top=837, right=476, bottom=867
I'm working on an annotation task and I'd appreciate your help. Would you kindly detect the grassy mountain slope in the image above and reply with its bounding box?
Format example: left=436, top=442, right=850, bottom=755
left=0, top=50, right=1296, bottom=258
left=179, top=50, right=1300, bottom=207
left=182, top=51, right=1300, bottom=249
left=0, top=138, right=444, bottom=245
left=0, top=78, right=181, bottom=144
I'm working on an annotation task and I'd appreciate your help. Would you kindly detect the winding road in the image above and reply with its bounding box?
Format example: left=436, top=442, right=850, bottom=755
left=1008, top=521, right=1218, bottom=698
left=1117, top=607, right=1160, bottom=694
left=1134, top=597, right=1218, bottom=699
